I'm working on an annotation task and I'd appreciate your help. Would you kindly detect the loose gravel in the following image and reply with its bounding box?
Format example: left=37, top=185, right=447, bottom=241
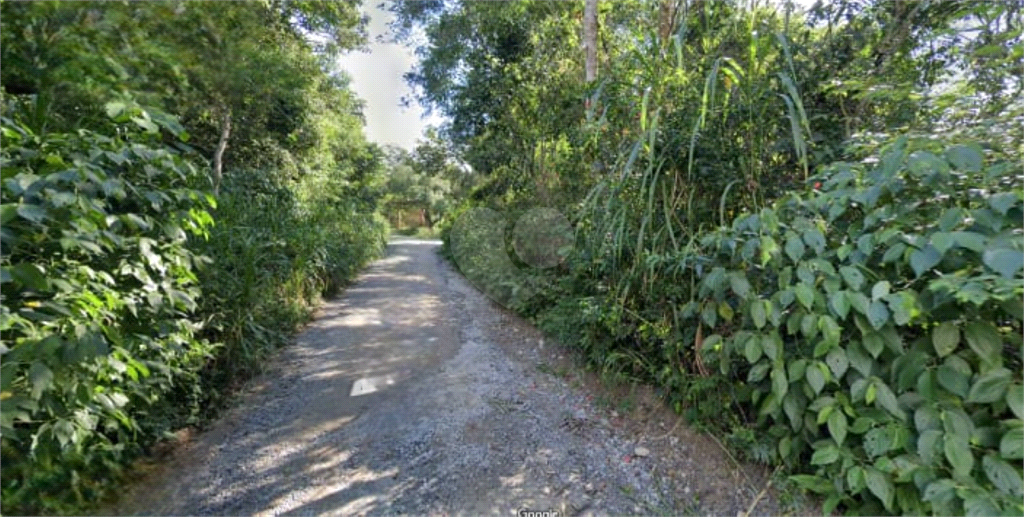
left=109, top=238, right=788, bottom=516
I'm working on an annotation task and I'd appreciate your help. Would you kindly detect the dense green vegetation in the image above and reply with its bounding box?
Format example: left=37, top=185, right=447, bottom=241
left=1, top=1, right=387, bottom=513
left=396, top=0, right=1024, bottom=514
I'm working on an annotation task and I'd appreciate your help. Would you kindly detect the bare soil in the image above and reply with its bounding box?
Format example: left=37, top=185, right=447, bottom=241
left=105, top=238, right=798, bottom=516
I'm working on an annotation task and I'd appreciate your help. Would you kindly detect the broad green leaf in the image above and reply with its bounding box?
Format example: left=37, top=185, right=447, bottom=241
left=966, top=367, right=1012, bottom=404
left=794, top=282, right=814, bottom=310
left=16, top=203, right=46, bottom=223
left=846, top=465, right=866, bottom=492
left=829, top=291, right=850, bottom=320
left=1001, top=427, right=1023, bottom=459
left=951, top=231, right=988, bottom=252
left=932, top=321, right=960, bottom=357
left=914, top=406, right=941, bottom=432
left=849, top=291, right=871, bottom=316
left=825, top=348, right=848, bottom=379
left=863, top=332, right=884, bottom=358
left=983, top=248, right=1024, bottom=279
left=873, top=379, right=904, bottom=421
left=839, top=266, right=865, bottom=290
left=944, top=435, right=974, bottom=480
left=29, top=362, right=53, bottom=400
left=763, top=333, right=780, bottom=361
left=964, top=321, right=1003, bottom=369
left=945, top=143, right=983, bottom=172
left=806, top=365, right=825, bottom=395
left=988, top=192, right=1020, bottom=215
left=938, top=362, right=970, bottom=397
left=866, top=300, right=889, bottom=330
left=910, top=245, right=942, bottom=277
left=744, top=336, right=762, bottom=364
left=847, top=342, right=874, bottom=377
left=9, top=263, right=49, bottom=291
left=917, top=429, right=943, bottom=465
left=718, top=301, right=734, bottom=322
left=771, top=365, right=788, bottom=400
left=784, top=235, right=805, bottom=263
left=865, top=467, right=895, bottom=512
left=931, top=232, right=955, bottom=254
left=871, top=281, right=890, bottom=301
left=963, top=495, right=999, bottom=517
left=811, top=444, right=840, bottom=465
left=923, top=478, right=957, bottom=505
left=802, top=228, right=826, bottom=255
left=750, top=299, right=767, bottom=329
left=1007, top=384, right=1024, bottom=420
left=828, top=410, right=847, bottom=446
left=983, top=454, right=1023, bottom=497
left=730, top=273, right=751, bottom=298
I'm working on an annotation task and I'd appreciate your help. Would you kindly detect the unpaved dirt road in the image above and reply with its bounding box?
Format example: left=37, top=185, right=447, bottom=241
left=110, top=238, right=785, bottom=516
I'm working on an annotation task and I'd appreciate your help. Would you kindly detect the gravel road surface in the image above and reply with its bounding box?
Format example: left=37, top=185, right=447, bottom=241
left=110, top=238, right=785, bottom=516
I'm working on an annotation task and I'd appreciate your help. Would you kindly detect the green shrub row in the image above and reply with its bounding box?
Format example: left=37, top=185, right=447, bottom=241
left=0, top=105, right=387, bottom=514
left=686, top=138, right=1022, bottom=515
left=445, top=136, right=1023, bottom=515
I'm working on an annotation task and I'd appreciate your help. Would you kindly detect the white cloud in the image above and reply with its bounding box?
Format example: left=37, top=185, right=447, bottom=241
left=336, top=3, right=445, bottom=151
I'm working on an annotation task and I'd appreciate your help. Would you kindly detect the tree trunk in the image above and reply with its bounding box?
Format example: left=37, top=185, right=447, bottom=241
left=659, top=0, right=679, bottom=46
left=583, top=0, right=598, bottom=83
left=212, top=109, right=231, bottom=195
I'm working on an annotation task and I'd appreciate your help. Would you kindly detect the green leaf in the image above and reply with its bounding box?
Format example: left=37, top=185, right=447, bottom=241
left=771, top=364, right=788, bottom=400
left=932, top=321, right=960, bottom=357
left=932, top=232, right=955, bottom=254
left=982, top=248, right=1024, bottom=279
left=9, top=263, right=49, bottom=291
left=718, top=301, right=735, bottom=322
left=983, top=454, right=1023, bottom=497
left=29, top=362, right=53, bottom=400
left=910, top=245, right=942, bottom=277
left=825, top=348, right=848, bottom=379
left=944, top=435, right=974, bottom=480
left=806, top=365, right=825, bottom=395
left=967, top=367, right=1012, bottom=404
left=915, top=406, right=941, bottom=432
left=763, top=333, right=780, bottom=361
left=839, top=266, right=865, bottom=290
left=866, top=300, right=889, bottom=330
left=1001, top=427, right=1023, bottom=459
left=963, top=493, right=999, bottom=517
left=917, top=429, right=943, bottom=465
left=811, top=444, right=841, bottom=465
left=750, top=300, right=767, bottom=329
left=863, top=332, right=884, bottom=358
left=865, top=467, right=895, bottom=512
left=802, top=228, right=826, bottom=255
left=744, top=336, right=763, bottom=364
left=989, top=192, right=1020, bottom=215
left=938, top=362, right=970, bottom=398
left=964, top=321, right=1003, bottom=369
left=730, top=273, right=751, bottom=298
left=871, top=281, right=891, bottom=301
left=788, top=474, right=833, bottom=494
left=784, top=234, right=805, bottom=263
left=1007, top=384, right=1024, bottom=420
left=923, top=478, right=957, bottom=505
left=952, top=231, right=988, bottom=252
left=748, top=362, right=770, bottom=382
left=847, top=465, right=866, bottom=492
left=795, top=282, right=814, bottom=310
left=829, top=290, right=850, bottom=320
left=0, top=204, right=17, bottom=225
left=16, top=203, right=46, bottom=223
left=945, top=144, right=983, bottom=172
left=828, top=410, right=848, bottom=446
left=873, top=379, right=904, bottom=421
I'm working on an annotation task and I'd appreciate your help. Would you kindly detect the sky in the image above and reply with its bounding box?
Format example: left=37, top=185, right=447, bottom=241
left=335, top=3, right=445, bottom=151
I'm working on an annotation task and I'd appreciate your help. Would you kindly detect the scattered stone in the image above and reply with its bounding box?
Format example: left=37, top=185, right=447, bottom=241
left=634, top=446, right=650, bottom=458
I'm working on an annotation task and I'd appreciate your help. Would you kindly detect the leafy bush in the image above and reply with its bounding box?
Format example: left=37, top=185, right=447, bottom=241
left=0, top=107, right=217, bottom=514
left=687, top=137, right=1022, bottom=515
